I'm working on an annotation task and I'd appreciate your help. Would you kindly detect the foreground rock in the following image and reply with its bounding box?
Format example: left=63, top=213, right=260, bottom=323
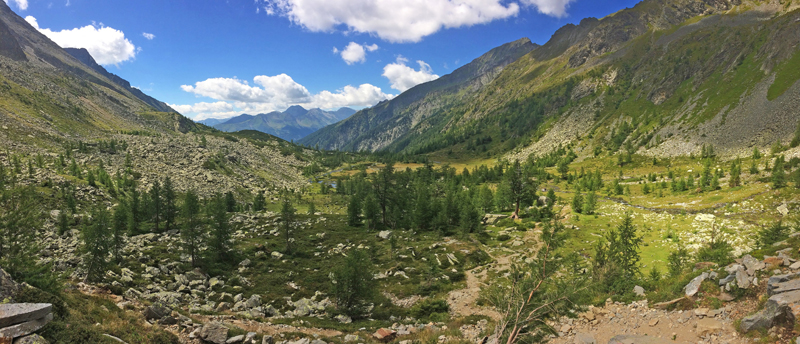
left=199, top=321, right=229, bottom=344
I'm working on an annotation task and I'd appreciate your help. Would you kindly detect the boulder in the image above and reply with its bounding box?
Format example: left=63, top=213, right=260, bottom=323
left=696, top=318, right=724, bottom=336
left=0, top=313, right=52, bottom=339
left=741, top=289, right=800, bottom=333
left=0, top=304, right=52, bottom=328
left=770, top=279, right=800, bottom=296
left=142, top=304, right=170, bottom=321
left=262, top=335, right=273, bottom=344
left=735, top=267, right=750, bottom=289
left=742, top=255, right=765, bottom=274
left=335, top=314, right=352, bottom=324
left=0, top=268, right=20, bottom=301
left=199, top=321, right=229, bottom=344
left=684, top=273, right=708, bottom=297
left=633, top=286, right=645, bottom=297
left=226, top=335, right=244, bottom=343
left=377, top=231, right=392, bottom=240
left=245, top=295, right=261, bottom=309
left=12, top=334, right=48, bottom=344
left=373, top=328, right=396, bottom=342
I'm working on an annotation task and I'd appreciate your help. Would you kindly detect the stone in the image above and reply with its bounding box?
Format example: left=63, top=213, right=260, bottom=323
left=246, top=332, right=257, bottom=343
left=0, top=304, right=52, bottom=328
left=216, top=302, right=231, bottom=312
left=373, top=328, right=396, bottom=341
left=607, top=335, right=672, bottom=344
left=791, top=262, right=800, bottom=270
left=12, top=334, right=48, bottom=344
left=694, top=308, right=709, bottom=317
left=574, top=333, right=596, bottom=344
left=310, top=340, right=326, bottom=344
left=718, top=292, right=735, bottom=301
left=199, top=321, right=229, bottom=344
left=741, top=289, right=800, bottom=333
left=142, top=304, right=170, bottom=321
left=0, top=313, right=53, bottom=339
left=271, top=252, right=283, bottom=259
left=227, top=335, right=245, bottom=343
left=0, top=268, right=20, bottom=302
left=765, top=257, right=785, bottom=269
left=344, top=334, right=360, bottom=342
left=696, top=318, right=723, bottom=336
left=633, top=286, right=645, bottom=297
left=743, top=255, right=766, bottom=273
left=770, top=279, right=800, bottom=296
left=377, top=231, right=392, bottom=240
left=245, top=294, right=261, bottom=309
left=778, top=203, right=789, bottom=217
left=684, top=272, right=708, bottom=297
left=648, top=319, right=659, bottom=326
left=718, top=274, right=735, bottom=286
left=735, top=267, right=751, bottom=289
left=335, top=314, right=352, bottom=324
left=262, top=335, right=274, bottom=344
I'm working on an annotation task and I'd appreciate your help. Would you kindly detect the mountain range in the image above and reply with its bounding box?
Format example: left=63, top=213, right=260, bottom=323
left=301, top=0, right=800, bottom=159
left=205, top=106, right=356, bottom=142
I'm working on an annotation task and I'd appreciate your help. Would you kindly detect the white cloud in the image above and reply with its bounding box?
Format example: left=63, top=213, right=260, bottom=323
left=4, top=0, right=28, bottom=10
left=261, top=0, right=520, bottom=43
left=176, top=74, right=393, bottom=120
left=521, top=0, right=574, bottom=17
left=382, top=57, right=439, bottom=92
left=335, top=42, right=378, bottom=65
left=142, top=32, right=155, bottom=40
left=25, top=16, right=137, bottom=65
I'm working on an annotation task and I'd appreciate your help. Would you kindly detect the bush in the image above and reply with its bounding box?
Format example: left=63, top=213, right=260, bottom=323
left=497, top=234, right=511, bottom=241
left=410, top=299, right=449, bottom=320
left=758, top=221, right=789, bottom=248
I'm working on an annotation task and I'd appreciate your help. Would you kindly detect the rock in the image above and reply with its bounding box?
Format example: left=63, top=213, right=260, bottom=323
left=215, top=302, right=231, bottom=312
left=142, top=304, right=170, bottom=321
left=648, top=319, right=659, bottom=326
left=377, top=231, right=392, bottom=240
left=735, top=266, right=751, bottom=289
left=684, top=272, right=708, bottom=297
left=271, top=252, right=283, bottom=259
left=741, top=289, right=800, bottom=333
left=718, top=292, right=735, bottom=301
left=262, top=335, right=273, bottom=344
left=227, top=335, right=245, bottom=343
left=791, top=262, right=800, bottom=270
left=718, top=274, right=735, bottom=286
left=335, top=314, right=352, bottom=324
left=574, top=333, right=596, bottom=344
left=344, top=334, right=359, bottom=342
left=310, top=340, right=326, bottom=344
left=373, top=328, right=396, bottom=341
left=778, top=203, right=789, bottom=216
left=245, top=295, right=261, bottom=309
left=246, top=332, right=257, bottom=343
left=743, top=255, right=765, bottom=273
left=607, top=335, right=671, bottom=343
left=633, top=286, right=645, bottom=297
left=696, top=318, right=723, bottom=336
left=13, top=334, right=49, bottom=344
left=287, top=338, right=309, bottom=344
left=0, top=268, right=20, bottom=301
left=770, top=279, right=800, bottom=296
left=0, top=313, right=52, bottom=339
left=764, top=257, right=784, bottom=269
left=694, top=308, right=709, bottom=317
left=483, top=214, right=509, bottom=225
left=0, top=304, right=52, bottom=328
left=199, top=321, right=229, bottom=344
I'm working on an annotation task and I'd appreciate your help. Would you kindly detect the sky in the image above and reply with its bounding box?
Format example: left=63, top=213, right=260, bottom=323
left=5, top=0, right=641, bottom=121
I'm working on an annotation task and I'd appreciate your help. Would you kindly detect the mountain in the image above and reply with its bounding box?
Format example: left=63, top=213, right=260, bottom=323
left=198, top=118, right=227, bottom=126
left=64, top=47, right=175, bottom=113
left=211, top=106, right=356, bottom=141
left=0, top=0, right=196, bottom=146
left=301, top=0, right=800, bottom=159
left=299, top=38, right=539, bottom=151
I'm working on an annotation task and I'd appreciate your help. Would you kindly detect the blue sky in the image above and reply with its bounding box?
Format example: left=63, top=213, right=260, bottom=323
left=7, top=0, right=640, bottom=120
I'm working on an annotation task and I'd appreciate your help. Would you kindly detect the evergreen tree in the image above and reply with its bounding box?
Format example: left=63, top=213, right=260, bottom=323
left=0, top=186, right=42, bottom=273
left=163, top=176, right=177, bottom=232
left=181, top=190, right=202, bottom=267
left=749, top=160, right=759, bottom=175
left=57, top=209, right=70, bottom=236
left=225, top=191, right=236, bottom=212
left=478, top=185, right=494, bottom=213
left=583, top=191, right=597, bottom=215
left=609, top=214, right=642, bottom=278
left=112, top=201, right=127, bottom=262
left=372, top=162, right=395, bottom=227
left=148, top=180, right=164, bottom=233
left=729, top=159, right=742, bottom=187
left=128, top=187, right=141, bottom=235
left=571, top=193, right=583, bottom=214
left=82, top=206, right=111, bottom=282
left=459, top=195, right=481, bottom=235
left=87, top=170, right=96, bottom=187
left=209, top=193, right=231, bottom=261
left=642, top=183, right=650, bottom=195
left=504, top=160, right=535, bottom=218
left=280, top=196, right=296, bottom=254
left=307, top=201, right=316, bottom=215
left=412, top=184, right=432, bottom=231
left=363, top=192, right=380, bottom=230
left=330, top=249, right=375, bottom=317
left=253, top=190, right=266, bottom=212
left=773, top=155, right=787, bottom=189
left=347, top=194, right=362, bottom=227
left=752, top=147, right=761, bottom=160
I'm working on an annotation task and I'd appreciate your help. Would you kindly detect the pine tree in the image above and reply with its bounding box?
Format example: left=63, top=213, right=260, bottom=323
left=479, top=185, right=494, bottom=213
left=330, top=249, right=375, bottom=317
left=459, top=196, right=481, bottom=235
left=0, top=186, right=42, bottom=273
left=363, top=192, right=380, bottom=230
left=752, top=147, right=761, bottom=160
left=280, top=196, right=295, bottom=254
left=729, top=159, right=741, bottom=187
left=112, top=201, right=127, bottom=262
left=412, top=184, right=432, bottom=231
left=128, top=187, right=141, bottom=235
left=307, top=201, right=316, bottom=215
left=504, top=160, right=535, bottom=219
left=253, top=190, right=266, bottom=212
left=372, top=162, right=395, bottom=227
left=347, top=194, right=362, bottom=227
left=149, top=180, right=162, bottom=232
left=642, top=183, right=650, bottom=195
left=57, top=209, right=70, bottom=236
left=82, top=206, right=111, bottom=282
left=87, top=170, right=96, bottom=187
left=225, top=191, right=236, bottom=212
left=163, top=176, right=177, bottom=232
left=181, top=190, right=202, bottom=267
left=571, top=193, right=583, bottom=214
left=583, top=191, right=597, bottom=215
left=209, top=193, right=231, bottom=262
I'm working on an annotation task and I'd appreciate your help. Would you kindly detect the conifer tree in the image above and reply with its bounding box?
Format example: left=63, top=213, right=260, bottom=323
left=112, top=201, right=128, bottom=262
left=163, top=176, right=177, bottom=231
left=253, top=190, right=266, bottom=212
left=149, top=180, right=162, bottom=232
left=773, top=155, right=786, bottom=189
left=363, top=192, right=380, bottom=230
left=583, top=191, right=597, bottom=215
left=280, top=196, right=295, bottom=254
left=347, top=194, right=362, bottom=227
left=82, top=206, right=111, bottom=282
left=729, top=159, right=742, bottom=187
left=209, top=193, right=231, bottom=262
left=128, top=187, right=141, bottom=235
left=225, top=191, right=236, bottom=212
left=571, top=193, right=583, bottom=214
left=504, top=160, right=535, bottom=219
left=181, top=190, right=202, bottom=267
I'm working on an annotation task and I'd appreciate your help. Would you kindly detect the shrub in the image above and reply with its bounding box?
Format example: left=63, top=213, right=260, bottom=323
left=758, top=221, right=789, bottom=248
left=410, top=299, right=449, bottom=319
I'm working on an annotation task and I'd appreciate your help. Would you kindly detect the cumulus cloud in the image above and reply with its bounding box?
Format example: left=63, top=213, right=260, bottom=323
left=334, top=42, right=378, bottom=65
left=382, top=57, right=439, bottom=92
left=25, top=16, right=137, bottom=65
left=176, top=74, right=393, bottom=120
left=4, top=0, right=28, bottom=10
left=142, top=32, right=155, bottom=40
left=521, top=0, right=575, bottom=17
left=261, top=0, right=520, bottom=43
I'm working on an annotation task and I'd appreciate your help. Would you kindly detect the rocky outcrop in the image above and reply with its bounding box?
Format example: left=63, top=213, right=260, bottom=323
left=0, top=304, right=53, bottom=341
left=0, top=268, right=20, bottom=301
left=741, top=273, right=800, bottom=333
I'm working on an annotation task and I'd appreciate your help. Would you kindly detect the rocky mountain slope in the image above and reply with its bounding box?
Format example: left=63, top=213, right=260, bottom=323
left=213, top=106, right=355, bottom=142
left=302, top=0, right=800, bottom=160
left=299, top=38, right=538, bottom=151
